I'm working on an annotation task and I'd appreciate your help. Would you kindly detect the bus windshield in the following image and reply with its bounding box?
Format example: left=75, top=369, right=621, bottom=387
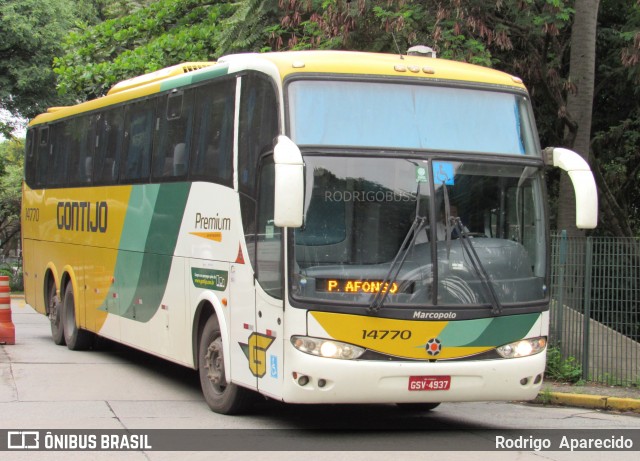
left=291, top=156, right=547, bottom=308
left=288, top=80, right=538, bottom=156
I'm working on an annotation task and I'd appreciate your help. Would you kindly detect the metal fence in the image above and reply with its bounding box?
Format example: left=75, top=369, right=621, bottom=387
left=549, top=232, right=640, bottom=386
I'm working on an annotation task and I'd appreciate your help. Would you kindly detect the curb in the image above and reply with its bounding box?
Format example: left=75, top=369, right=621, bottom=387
left=543, top=392, right=640, bottom=413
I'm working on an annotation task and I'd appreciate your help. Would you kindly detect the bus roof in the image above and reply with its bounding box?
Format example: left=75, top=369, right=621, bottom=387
left=30, top=50, right=526, bottom=126
left=224, top=50, right=525, bottom=88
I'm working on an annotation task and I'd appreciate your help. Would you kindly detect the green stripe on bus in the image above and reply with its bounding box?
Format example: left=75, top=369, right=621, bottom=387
left=122, top=182, right=191, bottom=322
left=437, top=318, right=492, bottom=346
left=466, top=313, right=540, bottom=346
left=100, top=183, right=191, bottom=323
left=159, top=65, right=229, bottom=92
left=439, top=313, right=540, bottom=347
left=121, top=184, right=160, bottom=249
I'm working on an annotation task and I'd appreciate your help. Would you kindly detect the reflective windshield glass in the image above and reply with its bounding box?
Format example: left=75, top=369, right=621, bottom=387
left=288, top=80, right=538, bottom=156
left=291, top=156, right=547, bottom=308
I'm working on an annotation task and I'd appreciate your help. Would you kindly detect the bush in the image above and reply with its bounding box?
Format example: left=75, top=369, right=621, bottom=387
left=545, top=346, right=583, bottom=383
left=0, top=263, right=24, bottom=292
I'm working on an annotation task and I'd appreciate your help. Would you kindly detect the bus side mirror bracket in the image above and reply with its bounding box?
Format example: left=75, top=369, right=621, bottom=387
left=543, top=147, right=598, bottom=229
left=273, top=136, right=304, bottom=228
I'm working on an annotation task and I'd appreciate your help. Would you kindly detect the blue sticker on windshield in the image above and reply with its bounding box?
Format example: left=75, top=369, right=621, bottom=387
left=433, top=162, right=455, bottom=185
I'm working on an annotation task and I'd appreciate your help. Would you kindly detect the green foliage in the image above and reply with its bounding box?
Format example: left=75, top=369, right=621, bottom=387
left=586, top=0, right=640, bottom=236
left=54, top=0, right=234, bottom=99
left=0, top=0, right=80, bottom=135
left=0, top=139, right=23, bottom=264
left=10, top=0, right=640, bottom=238
left=545, top=346, right=583, bottom=383
left=0, top=264, right=23, bottom=292
left=215, top=0, right=281, bottom=53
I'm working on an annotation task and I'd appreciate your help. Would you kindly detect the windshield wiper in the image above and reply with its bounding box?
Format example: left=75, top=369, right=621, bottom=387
left=368, top=183, right=426, bottom=313
left=450, top=216, right=503, bottom=315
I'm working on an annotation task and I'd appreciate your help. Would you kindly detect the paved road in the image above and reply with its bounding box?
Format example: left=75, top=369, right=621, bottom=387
left=1, top=298, right=639, bottom=460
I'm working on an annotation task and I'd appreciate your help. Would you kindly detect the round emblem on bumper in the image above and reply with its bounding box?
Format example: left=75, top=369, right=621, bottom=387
left=426, top=338, right=441, bottom=356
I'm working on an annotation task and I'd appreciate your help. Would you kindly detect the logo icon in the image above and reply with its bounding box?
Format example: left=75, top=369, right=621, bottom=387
left=239, top=332, right=276, bottom=377
left=7, top=431, right=40, bottom=449
left=426, top=338, right=442, bottom=356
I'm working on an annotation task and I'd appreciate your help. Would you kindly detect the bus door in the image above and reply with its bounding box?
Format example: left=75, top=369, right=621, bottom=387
left=253, top=159, right=284, bottom=398
left=228, top=257, right=258, bottom=391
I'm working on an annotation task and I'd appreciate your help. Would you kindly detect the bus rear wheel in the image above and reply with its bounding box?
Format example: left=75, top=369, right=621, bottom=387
left=47, top=281, right=65, bottom=346
left=61, top=283, right=93, bottom=350
left=199, top=315, right=253, bottom=414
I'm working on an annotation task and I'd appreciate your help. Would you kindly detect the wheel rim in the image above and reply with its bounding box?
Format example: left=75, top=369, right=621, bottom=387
left=48, top=287, right=60, bottom=328
left=63, top=291, right=75, bottom=334
left=204, top=336, right=226, bottom=395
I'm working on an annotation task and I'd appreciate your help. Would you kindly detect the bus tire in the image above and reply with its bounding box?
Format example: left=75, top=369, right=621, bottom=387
left=61, top=283, right=93, bottom=351
left=395, top=402, right=441, bottom=411
left=199, top=315, right=253, bottom=414
left=47, top=281, right=65, bottom=346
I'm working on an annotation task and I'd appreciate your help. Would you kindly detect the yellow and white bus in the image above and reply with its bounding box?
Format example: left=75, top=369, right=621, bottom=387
left=22, top=49, right=597, bottom=414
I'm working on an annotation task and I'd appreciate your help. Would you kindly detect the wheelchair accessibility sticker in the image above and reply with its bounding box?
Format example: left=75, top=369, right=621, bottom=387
left=433, top=162, right=455, bottom=185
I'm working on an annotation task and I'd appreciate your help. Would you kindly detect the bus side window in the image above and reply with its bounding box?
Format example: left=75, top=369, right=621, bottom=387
left=94, top=108, right=124, bottom=185
left=24, top=129, right=36, bottom=188
left=122, top=98, right=157, bottom=183
left=35, top=126, right=50, bottom=189
left=190, top=78, right=236, bottom=186
left=152, top=90, right=195, bottom=181
left=50, top=122, right=74, bottom=188
left=256, top=160, right=282, bottom=299
left=238, top=73, right=279, bottom=197
left=67, top=116, right=94, bottom=186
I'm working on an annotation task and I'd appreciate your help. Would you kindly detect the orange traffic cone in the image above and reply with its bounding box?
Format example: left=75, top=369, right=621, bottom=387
left=0, top=275, right=15, bottom=345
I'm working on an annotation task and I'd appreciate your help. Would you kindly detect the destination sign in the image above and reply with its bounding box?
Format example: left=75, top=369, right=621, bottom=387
left=316, top=278, right=414, bottom=294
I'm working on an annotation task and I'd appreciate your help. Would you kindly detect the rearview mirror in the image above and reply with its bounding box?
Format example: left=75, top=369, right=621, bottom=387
left=273, top=136, right=304, bottom=228
left=544, top=147, right=598, bottom=229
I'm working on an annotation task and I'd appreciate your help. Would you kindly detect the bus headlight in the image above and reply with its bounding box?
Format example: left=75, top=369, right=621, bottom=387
left=496, top=337, right=546, bottom=358
left=291, top=336, right=365, bottom=360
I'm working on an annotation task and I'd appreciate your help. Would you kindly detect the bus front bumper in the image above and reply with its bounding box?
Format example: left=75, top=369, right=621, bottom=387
left=281, top=349, right=546, bottom=404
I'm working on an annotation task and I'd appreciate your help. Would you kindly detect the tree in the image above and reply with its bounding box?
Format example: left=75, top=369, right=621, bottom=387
left=556, top=1, right=600, bottom=236
left=47, top=0, right=640, bottom=237
left=0, top=0, right=77, bottom=138
left=54, top=0, right=233, bottom=100
left=0, top=138, right=23, bottom=257
left=589, top=0, right=640, bottom=237
left=0, top=0, right=152, bottom=138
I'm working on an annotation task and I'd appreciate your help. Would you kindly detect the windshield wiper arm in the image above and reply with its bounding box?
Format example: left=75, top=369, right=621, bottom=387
left=451, top=217, right=503, bottom=315
left=369, top=183, right=426, bottom=313
left=368, top=215, right=425, bottom=313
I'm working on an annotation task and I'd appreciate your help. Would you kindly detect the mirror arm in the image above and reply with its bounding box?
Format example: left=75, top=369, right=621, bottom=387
left=543, top=147, right=598, bottom=229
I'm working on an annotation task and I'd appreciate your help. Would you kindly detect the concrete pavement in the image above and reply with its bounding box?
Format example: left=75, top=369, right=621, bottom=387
left=3, top=295, right=640, bottom=416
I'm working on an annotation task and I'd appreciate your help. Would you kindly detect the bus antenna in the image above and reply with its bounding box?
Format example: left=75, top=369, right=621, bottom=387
left=391, top=32, right=404, bottom=59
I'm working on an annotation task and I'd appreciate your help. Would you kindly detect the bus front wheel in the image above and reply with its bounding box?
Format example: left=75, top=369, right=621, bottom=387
left=61, top=283, right=93, bottom=350
left=198, top=315, right=253, bottom=414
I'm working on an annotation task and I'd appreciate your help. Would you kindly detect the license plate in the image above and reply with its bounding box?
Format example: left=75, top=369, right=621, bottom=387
left=408, top=375, right=451, bottom=391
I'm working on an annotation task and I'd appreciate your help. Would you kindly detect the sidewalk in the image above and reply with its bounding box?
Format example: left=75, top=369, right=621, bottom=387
left=540, top=381, right=640, bottom=414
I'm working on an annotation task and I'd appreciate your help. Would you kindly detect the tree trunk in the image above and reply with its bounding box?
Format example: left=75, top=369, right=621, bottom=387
left=557, top=1, right=600, bottom=236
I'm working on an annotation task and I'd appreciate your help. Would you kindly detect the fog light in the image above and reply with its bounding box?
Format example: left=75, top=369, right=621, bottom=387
left=298, top=375, right=309, bottom=386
